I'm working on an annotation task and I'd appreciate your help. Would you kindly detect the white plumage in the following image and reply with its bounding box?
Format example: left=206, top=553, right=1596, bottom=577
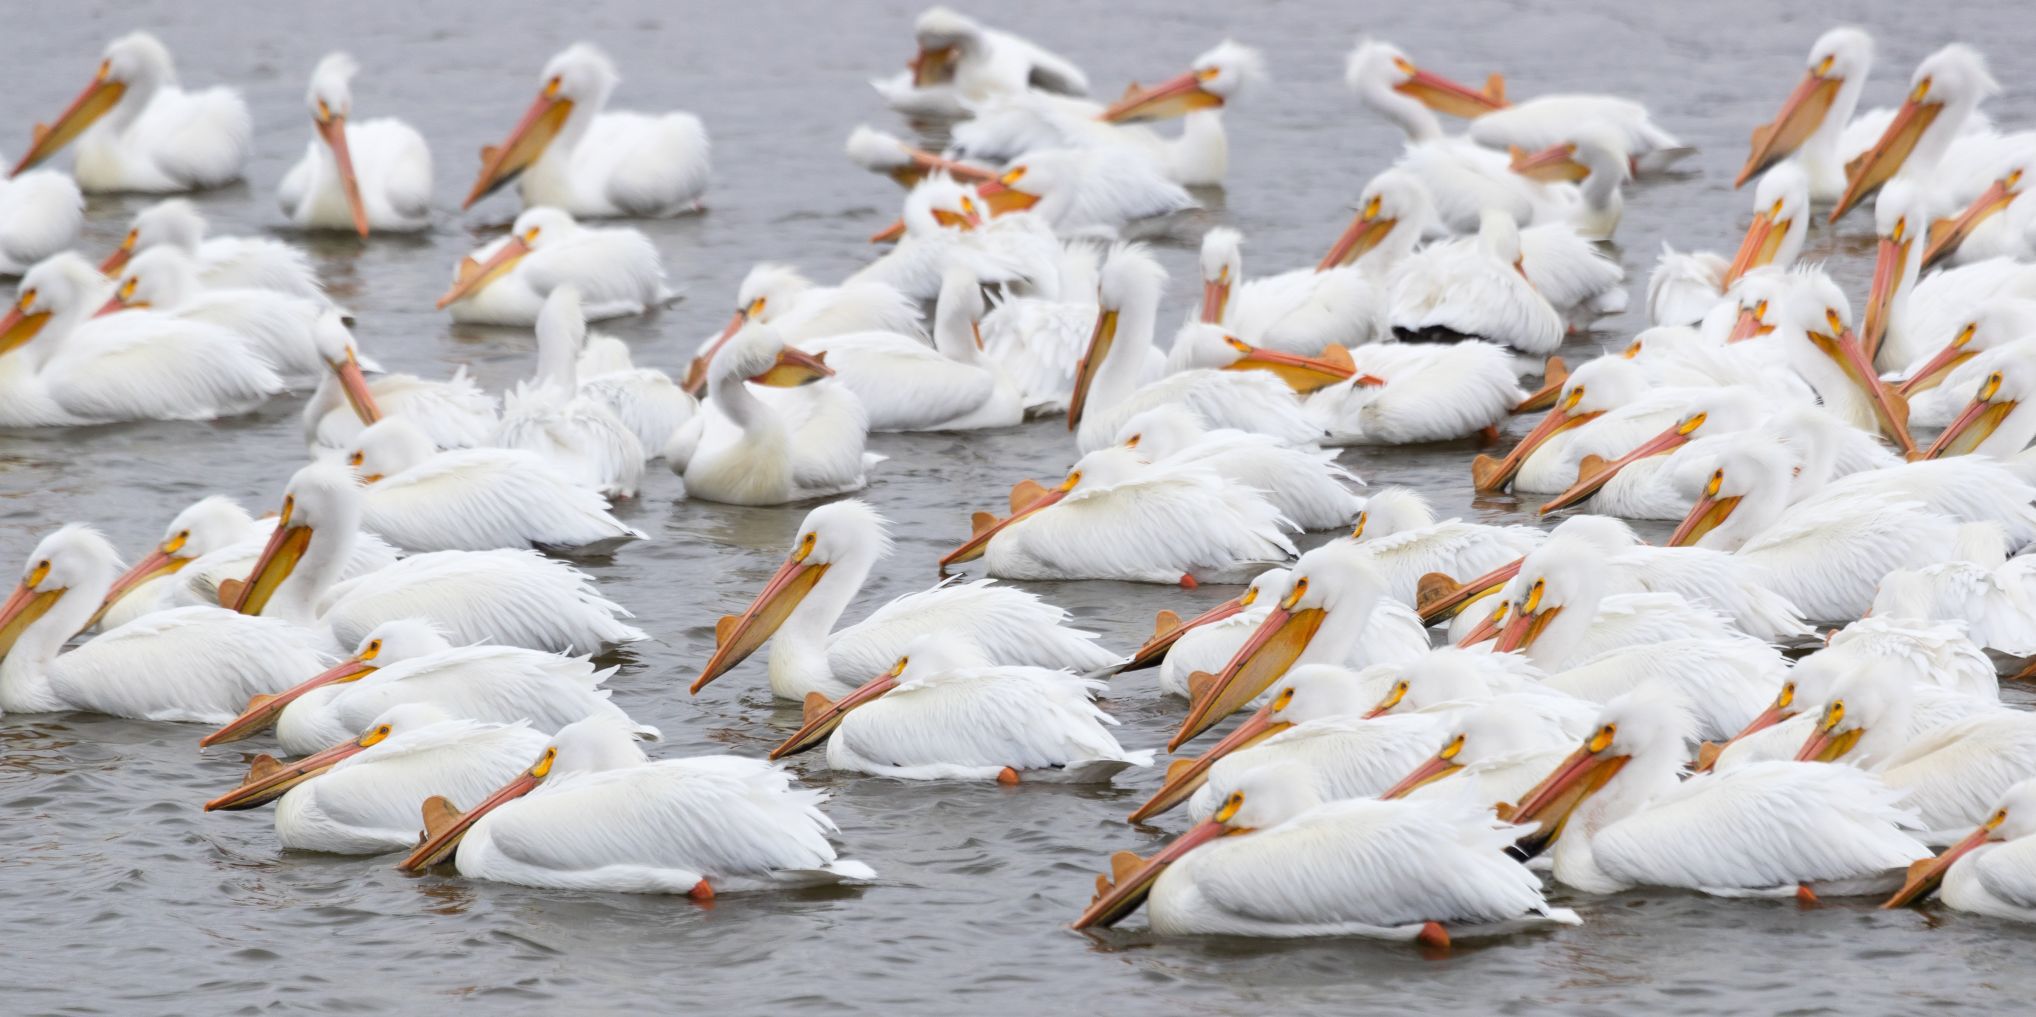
left=102, top=199, right=326, bottom=301
left=1389, top=211, right=1565, bottom=354
left=110, top=246, right=332, bottom=386
left=1117, top=406, right=1362, bottom=531
left=301, top=312, right=499, bottom=452
left=804, top=264, right=1024, bottom=431
left=871, top=6, right=1090, bottom=118
left=491, top=286, right=647, bottom=498
left=0, top=170, right=82, bottom=276
left=1348, top=487, right=1543, bottom=606
left=667, top=323, right=876, bottom=505
left=1308, top=340, right=1524, bottom=445
left=439, top=208, right=673, bottom=325
left=277, top=53, right=432, bottom=234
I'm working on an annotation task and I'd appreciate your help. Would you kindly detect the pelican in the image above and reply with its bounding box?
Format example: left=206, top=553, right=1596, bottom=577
left=1871, top=558, right=2036, bottom=659
left=849, top=175, right=1061, bottom=303
left=0, top=253, right=283, bottom=427
left=940, top=447, right=1295, bottom=586
left=202, top=618, right=654, bottom=755
left=1308, top=340, right=1525, bottom=446
left=805, top=264, right=1026, bottom=431
left=0, top=168, right=82, bottom=276
left=975, top=241, right=1127, bottom=409
left=1503, top=125, right=1633, bottom=242
left=1067, top=246, right=1323, bottom=452
left=278, top=53, right=431, bottom=236
left=1117, top=407, right=1361, bottom=531
left=1149, top=572, right=1429, bottom=702
left=1829, top=43, right=2010, bottom=221
left=1348, top=487, right=1543, bottom=608
left=1077, top=763, right=1579, bottom=942
left=105, top=246, right=332, bottom=386
left=208, top=704, right=551, bottom=857
left=436, top=207, right=673, bottom=325
left=1386, top=697, right=1600, bottom=806
left=347, top=417, right=642, bottom=553
left=871, top=5, right=1090, bottom=118
left=970, top=146, right=1194, bottom=235
left=461, top=43, right=709, bottom=218
left=770, top=633, right=1149, bottom=784
left=1758, top=273, right=1916, bottom=451
left=1388, top=210, right=1565, bottom=354
left=397, top=717, right=874, bottom=895
left=843, top=125, right=994, bottom=189
left=685, top=262, right=925, bottom=395
left=302, top=311, right=499, bottom=452
left=99, top=199, right=325, bottom=300
left=1474, top=357, right=1691, bottom=495
left=1884, top=779, right=2036, bottom=918
left=1862, top=181, right=2036, bottom=373
left=0, top=526, right=326, bottom=722
left=690, top=500, right=1114, bottom=703
left=666, top=323, right=874, bottom=506
left=9, top=32, right=250, bottom=192
left=226, top=462, right=646, bottom=654
left=1735, top=27, right=1877, bottom=201
left=1899, top=298, right=2036, bottom=408
left=1184, top=226, right=1389, bottom=356
left=1922, top=146, right=2033, bottom=268
left=492, top=287, right=646, bottom=497
left=1646, top=162, right=1811, bottom=326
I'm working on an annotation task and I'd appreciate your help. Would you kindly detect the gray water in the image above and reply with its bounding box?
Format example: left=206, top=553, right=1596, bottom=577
left=3, top=0, right=2034, bottom=1013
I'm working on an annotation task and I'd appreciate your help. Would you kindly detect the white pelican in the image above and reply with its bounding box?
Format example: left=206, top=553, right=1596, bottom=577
left=492, top=287, right=645, bottom=497
left=1872, top=558, right=2036, bottom=659
left=1533, top=387, right=1786, bottom=520
left=0, top=252, right=283, bottom=427
left=805, top=264, right=1025, bottom=431
left=690, top=500, right=1114, bottom=703
left=1309, top=340, right=1524, bottom=446
left=666, top=323, right=874, bottom=505
left=1477, top=533, right=1751, bottom=671
left=1922, top=146, right=2034, bottom=268
left=461, top=43, right=709, bottom=218
left=844, top=125, right=995, bottom=189
left=1389, top=211, right=1564, bottom=354
left=1148, top=572, right=1429, bottom=702
left=1884, top=779, right=2036, bottom=917
left=208, top=704, right=551, bottom=858
left=106, top=246, right=332, bottom=386
left=1865, top=181, right=2036, bottom=374
left=941, top=447, right=1295, bottom=586
left=1735, top=27, right=1877, bottom=201
left=684, top=262, right=925, bottom=394
left=398, top=717, right=874, bottom=895
left=1646, top=162, right=1811, bottom=326
left=1899, top=298, right=2036, bottom=408
left=99, top=199, right=325, bottom=300
left=1826, top=43, right=2012, bottom=221
left=227, top=462, right=646, bottom=653
left=278, top=53, right=432, bottom=236
left=9, top=32, right=250, bottom=192
left=348, top=417, right=642, bottom=553
left=849, top=175, right=1062, bottom=302
left=1079, top=763, right=1579, bottom=942
left=436, top=207, right=672, bottom=325
left=203, top=618, right=654, bottom=755
left=1752, top=273, right=1917, bottom=452
left=972, top=147, right=1194, bottom=236
left=770, top=633, right=1150, bottom=784
left=302, top=311, right=499, bottom=452
left=1503, top=125, right=1633, bottom=242
left=1917, top=340, right=2036, bottom=461
left=571, top=333, right=691, bottom=458
left=871, top=6, right=1090, bottom=118
left=0, top=526, right=326, bottom=722
left=1507, top=692, right=1930, bottom=896
left=1185, top=226, right=1388, bottom=356
left=1474, top=356, right=1689, bottom=495
left=1068, top=247, right=1323, bottom=452
left=1386, top=697, right=1600, bottom=806
left=0, top=168, right=82, bottom=275
left=1348, top=487, right=1543, bottom=608
left=1117, top=407, right=1361, bottom=531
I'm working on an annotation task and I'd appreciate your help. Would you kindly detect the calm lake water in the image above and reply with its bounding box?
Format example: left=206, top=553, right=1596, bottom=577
left=3, top=0, right=2034, bottom=1013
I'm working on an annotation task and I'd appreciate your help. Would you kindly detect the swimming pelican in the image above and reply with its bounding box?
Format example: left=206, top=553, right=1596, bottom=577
left=1646, top=162, right=1811, bottom=326
left=348, top=417, right=642, bottom=553
left=203, top=618, right=654, bottom=755
left=1760, top=272, right=1916, bottom=451
left=9, top=32, right=250, bottom=192
left=227, top=462, right=646, bottom=654
left=1, top=253, right=283, bottom=427
left=684, top=262, right=925, bottom=394
left=302, top=311, right=499, bottom=451
left=849, top=175, right=1062, bottom=302
left=972, top=147, right=1194, bottom=235
left=1507, top=691, right=1931, bottom=896
left=1899, top=298, right=2036, bottom=407
left=1503, top=125, right=1633, bottom=241
left=1117, top=407, right=1362, bottom=531
left=666, top=323, right=874, bottom=505
left=1078, top=762, right=1579, bottom=942
left=1735, top=27, right=1877, bottom=201
left=1860, top=181, right=2036, bottom=373
left=844, top=125, right=995, bottom=189
left=0, top=168, right=82, bottom=276
left=1308, top=340, right=1524, bottom=446
left=462, top=43, right=709, bottom=218
left=398, top=717, right=874, bottom=895
left=1918, top=340, right=2036, bottom=461
left=105, top=246, right=332, bottom=386
left=1872, top=558, right=2036, bottom=659
left=770, top=633, right=1149, bottom=784
left=871, top=6, right=1091, bottom=118
left=1829, top=43, right=2005, bottom=221
left=278, top=53, right=432, bottom=236
left=1388, top=211, right=1564, bottom=354
left=491, top=287, right=646, bottom=497
left=805, top=264, right=1026, bottom=431
left=1474, top=357, right=1682, bottom=495
left=690, top=500, right=1114, bottom=703
left=436, top=207, right=673, bottom=325
left=1477, top=533, right=1751, bottom=671
left=208, top=704, right=551, bottom=858
left=99, top=199, right=325, bottom=300
left=0, top=526, right=326, bottom=722
left=1348, top=487, right=1544, bottom=608
left=1384, top=697, right=1600, bottom=806
left=1147, top=571, right=1429, bottom=701
left=1884, top=778, right=2036, bottom=917
left=941, top=447, right=1295, bottom=586
left=1185, top=226, right=1389, bottom=356
left=1921, top=146, right=2034, bottom=268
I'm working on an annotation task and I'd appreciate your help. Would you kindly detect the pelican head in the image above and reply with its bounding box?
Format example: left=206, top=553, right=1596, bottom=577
left=1350, top=486, right=1435, bottom=542
left=977, top=150, right=1079, bottom=217
left=1921, top=339, right=2036, bottom=460
left=1117, top=405, right=1209, bottom=461
left=200, top=618, right=452, bottom=748
left=1068, top=244, right=1166, bottom=429
left=770, top=632, right=996, bottom=759
left=1510, top=125, right=1630, bottom=187
left=1491, top=535, right=1609, bottom=655
left=1861, top=179, right=1930, bottom=354
left=908, top=6, right=986, bottom=86
left=1777, top=270, right=1913, bottom=450
left=939, top=447, right=1146, bottom=569
left=463, top=43, right=616, bottom=207
left=1536, top=386, right=1744, bottom=516
left=1, top=253, right=108, bottom=357
left=1478, top=357, right=1648, bottom=492
left=1722, top=162, right=1810, bottom=288
left=1886, top=778, right=2036, bottom=908
left=691, top=500, right=891, bottom=694
left=1197, top=227, right=1244, bottom=323
left=905, top=174, right=986, bottom=233
left=1320, top=169, right=1434, bottom=270
left=1708, top=648, right=1857, bottom=764
left=93, top=496, right=254, bottom=625
left=1101, top=40, right=1264, bottom=124
left=203, top=700, right=455, bottom=812
left=1713, top=265, right=1796, bottom=342
left=436, top=206, right=578, bottom=309
left=347, top=417, right=437, bottom=484
left=707, top=322, right=832, bottom=396
left=1506, top=690, right=1693, bottom=858
left=306, top=52, right=370, bottom=236
left=1832, top=43, right=1998, bottom=220
left=1129, top=665, right=1367, bottom=823
left=103, top=199, right=206, bottom=274
left=1793, top=663, right=1917, bottom=767
left=1666, top=439, right=1792, bottom=548
left=308, top=310, right=381, bottom=425
left=100, top=246, right=201, bottom=316
left=1735, top=26, right=1873, bottom=187
left=0, top=525, right=119, bottom=662
left=1344, top=38, right=1502, bottom=139
left=1368, top=648, right=1541, bottom=718
left=1382, top=696, right=1567, bottom=799
left=10, top=32, right=174, bottom=176
left=1923, top=146, right=2032, bottom=267
left=228, top=462, right=363, bottom=616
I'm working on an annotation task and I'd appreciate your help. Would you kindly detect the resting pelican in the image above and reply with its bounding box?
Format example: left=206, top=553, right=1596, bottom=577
left=436, top=207, right=672, bottom=325
left=1861, top=181, right=2036, bottom=373
left=106, top=246, right=332, bottom=386
left=1348, top=487, right=1544, bottom=608
left=1476, top=533, right=1750, bottom=671
left=100, top=199, right=325, bottom=300
left=302, top=311, right=498, bottom=451
left=1759, top=272, right=1916, bottom=450
left=871, top=5, right=1090, bottom=118
left=398, top=717, right=874, bottom=895
left=972, top=147, right=1194, bottom=235
left=806, top=264, right=1025, bottom=431
left=844, top=125, right=994, bottom=189
left=1475, top=357, right=1685, bottom=495
left=1068, top=247, right=1323, bottom=452
left=348, top=417, right=642, bottom=553
left=462, top=43, right=709, bottom=217
left=9, top=31, right=250, bottom=192
left=1646, top=162, right=1811, bottom=326
left=1309, top=340, right=1524, bottom=446
left=0, top=526, right=326, bottom=722
left=1884, top=779, right=2036, bottom=917
left=690, top=500, right=1113, bottom=702
left=1735, top=27, right=1877, bottom=201
left=1899, top=298, right=2036, bottom=406
left=685, top=261, right=925, bottom=394
left=1078, top=763, right=1579, bottom=942
left=1185, top=226, right=1388, bottom=356
left=1386, top=698, right=1599, bottom=805
left=1148, top=571, right=1429, bottom=700
left=0, top=168, right=82, bottom=275
left=666, top=323, right=873, bottom=505
left=1925, top=148, right=2035, bottom=268
left=278, top=53, right=431, bottom=235
left=1508, top=692, right=1931, bottom=895
left=228, top=462, right=646, bottom=654
left=941, top=447, right=1295, bottom=585
left=1118, top=407, right=1362, bottom=531
left=1389, top=211, right=1564, bottom=354
left=850, top=176, right=1062, bottom=302
left=203, top=618, right=654, bottom=755
left=1829, top=43, right=2005, bottom=221
left=1, top=253, right=283, bottom=427
left=1872, top=558, right=2036, bottom=659
left=492, top=287, right=646, bottom=497
left=574, top=333, right=692, bottom=457
left=1919, top=341, right=2036, bottom=460
left=1504, top=125, right=1633, bottom=241
left=208, top=704, right=550, bottom=858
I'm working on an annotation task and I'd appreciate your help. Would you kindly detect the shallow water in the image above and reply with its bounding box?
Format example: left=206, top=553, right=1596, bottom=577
left=3, top=0, right=2035, bottom=1013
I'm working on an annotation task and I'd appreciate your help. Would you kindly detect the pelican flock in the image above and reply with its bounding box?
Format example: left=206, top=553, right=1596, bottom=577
left=10, top=15, right=2036, bottom=1006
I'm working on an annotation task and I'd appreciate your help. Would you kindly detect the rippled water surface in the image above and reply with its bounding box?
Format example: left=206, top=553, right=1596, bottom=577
left=4, top=0, right=2036, bottom=1013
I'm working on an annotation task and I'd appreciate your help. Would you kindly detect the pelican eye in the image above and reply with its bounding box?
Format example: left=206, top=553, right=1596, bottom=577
left=1560, top=385, right=1584, bottom=411
left=1822, top=699, right=1846, bottom=731
left=1363, top=195, right=1382, bottom=219
left=97, top=58, right=112, bottom=80
left=1214, top=790, right=1245, bottom=823
left=279, top=495, right=295, bottom=527
left=1987, top=809, right=2009, bottom=829
left=1271, top=686, right=1295, bottom=712
left=1776, top=682, right=1794, bottom=710
left=1280, top=577, right=1309, bottom=610
left=1769, top=198, right=1785, bottom=217
left=1439, top=734, right=1466, bottom=760
left=1239, top=586, right=1258, bottom=607
left=1955, top=323, right=1977, bottom=347
left=1892, top=218, right=1907, bottom=244
left=1391, top=56, right=1417, bottom=75
left=1815, top=54, right=1835, bottom=76
left=1677, top=411, right=1708, bottom=436
left=543, top=75, right=563, bottom=99
left=530, top=745, right=558, bottom=777
left=317, top=98, right=332, bottom=122
left=1520, top=578, right=1544, bottom=615
left=162, top=530, right=190, bottom=555
left=1623, top=341, right=1642, bottom=359
left=960, top=196, right=977, bottom=216
left=347, top=450, right=365, bottom=467
left=1225, top=336, right=1253, bottom=354
left=1058, top=469, right=1083, bottom=492
left=27, top=560, right=51, bottom=587
left=1751, top=299, right=1768, bottom=320
left=359, top=723, right=393, bottom=747
left=1705, top=468, right=1724, bottom=498
left=1910, top=78, right=1931, bottom=103
left=523, top=226, right=542, bottom=244
left=1196, top=66, right=1221, bottom=82
left=889, top=655, right=910, bottom=677
left=1351, top=512, right=1367, bottom=539
left=360, top=638, right=382, bottom=661
left=17, top=289, right=36, bottom=312
left=1825, top=308, right=1845, bottom=334
left=794, top=531, right=818, bottom=561
left=119, top=277, right=138, bottom=300
left=1000, top=167, right=1026, bottom=186
left=122, top=229, right=138, bottom=251
left=1586, top=724, right=1616, bottom=753
left=1981, top=372, right=2004, bottom=402
left=1123, top=433, right=1141, bottom=448
left=1375, top=679, right=1408, bottom=713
